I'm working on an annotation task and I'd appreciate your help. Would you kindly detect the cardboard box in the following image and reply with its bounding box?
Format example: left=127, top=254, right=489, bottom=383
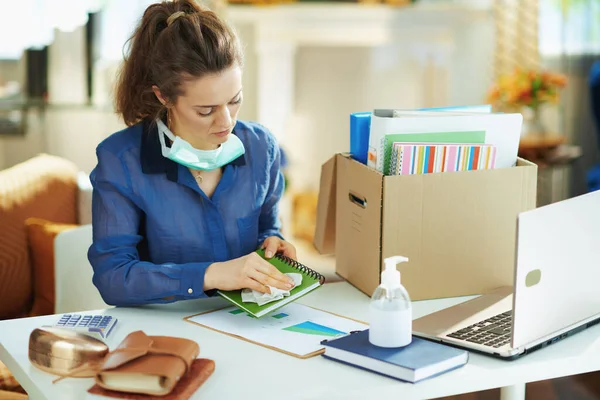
left=314, top=153, right=537, bottom=300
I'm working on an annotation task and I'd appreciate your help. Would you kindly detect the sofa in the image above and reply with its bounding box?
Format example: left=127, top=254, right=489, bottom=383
left=0, top=154, right=97, bottom=397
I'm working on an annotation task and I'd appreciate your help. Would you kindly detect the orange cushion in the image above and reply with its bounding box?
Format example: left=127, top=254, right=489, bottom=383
left=25, top=218, right=78, bottom=317
left=0, top=154, right=78, bottom=319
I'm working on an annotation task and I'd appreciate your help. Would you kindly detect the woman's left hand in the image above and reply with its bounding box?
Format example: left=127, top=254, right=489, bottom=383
left=261, top=236, right=297, bottom=260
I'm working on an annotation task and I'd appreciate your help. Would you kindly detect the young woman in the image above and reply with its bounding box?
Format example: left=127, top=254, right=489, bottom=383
left=88, top=0, right=296, bottom=306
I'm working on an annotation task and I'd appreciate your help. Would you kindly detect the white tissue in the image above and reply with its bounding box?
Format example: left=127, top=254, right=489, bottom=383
left=242, top=273, right=303, bottom=306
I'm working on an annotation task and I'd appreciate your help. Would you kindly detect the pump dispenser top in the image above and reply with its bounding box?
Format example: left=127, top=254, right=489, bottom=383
left=381, top=256, right=408, bottom=289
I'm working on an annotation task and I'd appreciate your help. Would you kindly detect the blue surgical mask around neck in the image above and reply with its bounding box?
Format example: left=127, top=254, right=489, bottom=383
left=156, top=118, right=245, bottom=171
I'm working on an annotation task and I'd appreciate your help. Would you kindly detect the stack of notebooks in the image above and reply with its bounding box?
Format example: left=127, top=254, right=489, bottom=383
left=350, top=105, right=522, bottom=177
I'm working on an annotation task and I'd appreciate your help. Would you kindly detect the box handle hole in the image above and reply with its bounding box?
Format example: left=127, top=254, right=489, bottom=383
left=348, top=191, right=367, bottom=209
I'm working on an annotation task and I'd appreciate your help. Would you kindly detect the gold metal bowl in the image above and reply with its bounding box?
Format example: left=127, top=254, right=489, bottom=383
left=28, top=327, right=109, bottom=377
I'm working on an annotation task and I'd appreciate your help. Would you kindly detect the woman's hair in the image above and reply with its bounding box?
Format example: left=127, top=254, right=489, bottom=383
left=115, top=0, right=243, bottom=126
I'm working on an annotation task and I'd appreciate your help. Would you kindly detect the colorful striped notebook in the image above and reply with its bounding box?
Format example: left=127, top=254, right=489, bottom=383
left=380, top=131, right=486, bottom=175
left=390, top=143, right=497, bottom=176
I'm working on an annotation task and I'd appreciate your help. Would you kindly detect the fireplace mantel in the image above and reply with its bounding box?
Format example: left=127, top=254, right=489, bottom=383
left=228, top=2, right=491, bottom=46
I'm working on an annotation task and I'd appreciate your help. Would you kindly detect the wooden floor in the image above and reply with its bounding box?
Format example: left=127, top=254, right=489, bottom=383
left=438, top=371, right=600, bottom=400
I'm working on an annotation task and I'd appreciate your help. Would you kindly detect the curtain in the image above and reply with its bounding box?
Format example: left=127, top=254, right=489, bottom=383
left=493, top=0, right=541, bottom=78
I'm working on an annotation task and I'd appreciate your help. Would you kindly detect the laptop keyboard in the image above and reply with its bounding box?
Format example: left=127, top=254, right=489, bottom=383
left=446, top=311, right=512, bottom=348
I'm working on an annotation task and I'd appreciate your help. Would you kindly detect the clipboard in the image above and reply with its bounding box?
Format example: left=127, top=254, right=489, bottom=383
left=183, top=303, right=367, bottom=359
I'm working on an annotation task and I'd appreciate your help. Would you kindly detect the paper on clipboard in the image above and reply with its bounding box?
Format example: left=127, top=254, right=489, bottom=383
left=184, top=303, right=368, bottom=359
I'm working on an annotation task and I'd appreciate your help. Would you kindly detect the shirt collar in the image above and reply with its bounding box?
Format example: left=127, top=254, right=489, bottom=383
left=140, top=119, right=246, bottom=181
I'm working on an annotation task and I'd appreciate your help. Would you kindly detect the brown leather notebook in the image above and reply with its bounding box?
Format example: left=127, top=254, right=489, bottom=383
left=92, top=331, right=201, bottom=396
left=88, top=358, right=215, bottom=400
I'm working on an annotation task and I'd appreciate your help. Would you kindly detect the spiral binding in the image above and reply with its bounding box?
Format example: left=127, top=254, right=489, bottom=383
left=390, top=145, right=398, bottom=176
left=274, top=253, right=326, bottom=285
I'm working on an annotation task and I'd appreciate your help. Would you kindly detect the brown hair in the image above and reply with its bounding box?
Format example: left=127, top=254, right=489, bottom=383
left=114, top=0, right=243, bottom=126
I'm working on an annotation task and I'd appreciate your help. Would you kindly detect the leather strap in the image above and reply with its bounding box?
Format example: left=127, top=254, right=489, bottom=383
left=106, top=345, right=193, bottom=375
left=52, top=361, right=100, bottom=384
left=53, top=331, right=195, bottom=385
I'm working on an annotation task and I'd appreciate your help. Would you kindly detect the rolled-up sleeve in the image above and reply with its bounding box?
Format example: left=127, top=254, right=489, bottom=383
left=88, top=147, right=211, bottom=306
left=257, top=130, right=285, bottom=245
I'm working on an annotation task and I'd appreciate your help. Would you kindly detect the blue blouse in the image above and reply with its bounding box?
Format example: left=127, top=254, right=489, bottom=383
left=87, top=119, right=285, bottom=306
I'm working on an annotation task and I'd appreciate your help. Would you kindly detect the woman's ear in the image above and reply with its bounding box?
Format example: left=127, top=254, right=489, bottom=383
left=152, top=85, right=167, bottom=106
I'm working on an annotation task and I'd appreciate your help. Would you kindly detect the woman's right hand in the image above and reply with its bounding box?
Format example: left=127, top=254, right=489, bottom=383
left=204, top=252, right=295, bottom=294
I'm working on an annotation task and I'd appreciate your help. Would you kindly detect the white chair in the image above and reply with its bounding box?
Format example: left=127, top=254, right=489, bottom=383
left=54, top=224, right=110, bottom=314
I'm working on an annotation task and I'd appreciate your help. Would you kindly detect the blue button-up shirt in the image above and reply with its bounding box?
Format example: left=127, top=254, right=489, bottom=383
left=87, top=119, right=284, bottom=306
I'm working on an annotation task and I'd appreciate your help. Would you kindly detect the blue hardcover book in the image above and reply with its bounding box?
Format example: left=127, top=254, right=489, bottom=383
left=350, top=112, right=371, bottom=165
left=321, top=329, right=468, bottom=383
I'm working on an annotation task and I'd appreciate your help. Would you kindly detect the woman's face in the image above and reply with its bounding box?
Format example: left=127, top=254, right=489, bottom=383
left=154, top=64, right=243, bottom=150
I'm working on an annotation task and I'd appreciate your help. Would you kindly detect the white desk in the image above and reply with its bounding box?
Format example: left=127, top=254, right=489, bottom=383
left=1, top=282, right=600, bottom=400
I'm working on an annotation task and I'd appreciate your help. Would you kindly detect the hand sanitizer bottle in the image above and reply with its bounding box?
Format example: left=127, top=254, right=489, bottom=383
left=369, top=256, right=412, bottom=348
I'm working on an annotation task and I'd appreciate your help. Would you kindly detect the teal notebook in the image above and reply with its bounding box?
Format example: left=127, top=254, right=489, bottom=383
left=217, top=249, right=325, bottom=318
left=381, top=130, right=486, bottom=175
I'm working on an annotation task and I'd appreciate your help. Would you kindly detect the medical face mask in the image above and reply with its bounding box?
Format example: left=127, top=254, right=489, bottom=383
left=156, top=118, right=245, bottom=171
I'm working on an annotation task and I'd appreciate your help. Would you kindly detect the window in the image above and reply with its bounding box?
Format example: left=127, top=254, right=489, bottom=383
left=539, top=0, right=600, bottom=56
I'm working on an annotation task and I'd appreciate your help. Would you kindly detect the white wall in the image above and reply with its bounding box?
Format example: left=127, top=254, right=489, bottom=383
left=231, top=5, right=495, bottom=192
left=281, top=25, right=494, bottom=192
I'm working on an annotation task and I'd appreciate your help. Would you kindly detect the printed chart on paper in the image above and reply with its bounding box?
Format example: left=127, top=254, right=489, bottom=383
left=188, top=303, right=368, bottom=356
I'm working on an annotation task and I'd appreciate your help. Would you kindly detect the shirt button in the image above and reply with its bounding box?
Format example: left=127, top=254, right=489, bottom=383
left=188, top=288, right=193, bottom=294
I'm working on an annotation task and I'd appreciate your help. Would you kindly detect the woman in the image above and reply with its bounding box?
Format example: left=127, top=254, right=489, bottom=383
left=88, top=0, right=296, bottom=306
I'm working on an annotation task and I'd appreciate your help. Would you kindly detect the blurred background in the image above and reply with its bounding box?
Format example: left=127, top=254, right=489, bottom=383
left=0, top=1, right=600, bottom=397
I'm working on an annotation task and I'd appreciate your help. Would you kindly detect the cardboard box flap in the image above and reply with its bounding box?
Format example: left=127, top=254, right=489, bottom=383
left=314, top=155, right=338, bottom=254
left=515, top=157, right=538, bottom=209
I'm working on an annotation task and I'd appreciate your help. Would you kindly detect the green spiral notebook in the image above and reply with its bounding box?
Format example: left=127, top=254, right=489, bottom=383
left=217, top=249, right=326, bottom=318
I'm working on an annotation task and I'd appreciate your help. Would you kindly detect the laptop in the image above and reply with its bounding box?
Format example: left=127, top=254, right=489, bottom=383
left=412, top=190, right=600, bottom=360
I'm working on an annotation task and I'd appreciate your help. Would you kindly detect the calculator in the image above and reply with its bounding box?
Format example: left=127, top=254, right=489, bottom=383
left=46, top=314, right=118, bottom=340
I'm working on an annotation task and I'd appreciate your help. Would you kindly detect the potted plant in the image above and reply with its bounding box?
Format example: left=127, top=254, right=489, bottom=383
left=486, top=68, right=568, bottom=138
